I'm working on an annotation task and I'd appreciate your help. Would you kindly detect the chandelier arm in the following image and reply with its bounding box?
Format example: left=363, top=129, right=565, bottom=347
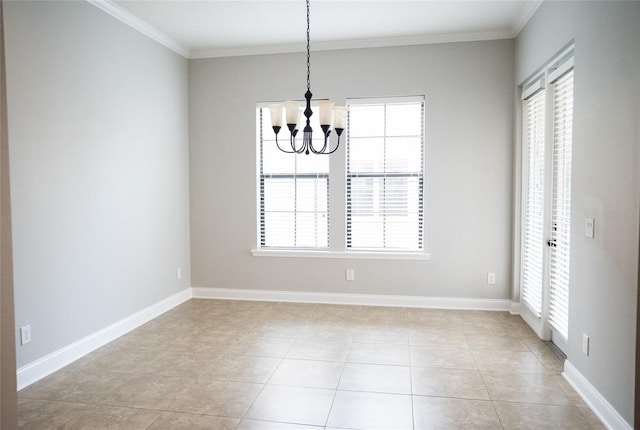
left=321, top=134, right=342, bottom=155
left=309, top=137, right=340, bottom=155
left=274, top=134, right=298, bottom=153
left=290, top=133, right=307, bottom=154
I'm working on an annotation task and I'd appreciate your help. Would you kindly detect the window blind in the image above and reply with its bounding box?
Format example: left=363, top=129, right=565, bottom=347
left=346, top=98, right=424, bottom=251
left=521, top=88, right=546, bottom=317
left=548, top=69, right=574, bottom=340
left=258, top=107, right=329, bottom=249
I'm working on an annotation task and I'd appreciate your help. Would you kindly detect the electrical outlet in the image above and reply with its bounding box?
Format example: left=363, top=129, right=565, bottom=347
left=20, top=325, right=31, bottom=345
left=487, top=272, right=496, bottom=284
left=582, top=333, right=590, bottom=356
left=346, top=269, right=355, bottom=281
left=176, top=267, right=182, bottom=280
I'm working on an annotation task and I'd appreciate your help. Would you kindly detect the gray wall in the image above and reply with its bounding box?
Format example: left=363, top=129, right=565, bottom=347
left=516, top=1, right=640, bottom=424
left=189, top=40, right=515, bottom=299
left=0, top=1, right=17, bottom=427
left=4, top=1, right=191, bottom=368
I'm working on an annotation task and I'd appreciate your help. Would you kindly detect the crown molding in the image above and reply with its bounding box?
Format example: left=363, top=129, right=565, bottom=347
left=87, top=0, right=536, bottom=60
left=87, top=0, right=190, bottom=58
left=189, top=30, right=513, bottom=59
left=511, top=0, right=544, bottom=36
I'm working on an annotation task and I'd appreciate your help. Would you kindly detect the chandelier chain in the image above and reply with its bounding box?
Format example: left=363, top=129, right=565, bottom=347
left=306, top=0, right=311, bottom=92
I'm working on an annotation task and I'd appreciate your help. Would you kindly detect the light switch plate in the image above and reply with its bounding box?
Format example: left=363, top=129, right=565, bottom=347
left=585, top=218, right=595, bottom=239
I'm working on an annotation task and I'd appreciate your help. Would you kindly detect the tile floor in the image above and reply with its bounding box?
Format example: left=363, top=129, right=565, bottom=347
left=18, top=299, right=606, bottom=429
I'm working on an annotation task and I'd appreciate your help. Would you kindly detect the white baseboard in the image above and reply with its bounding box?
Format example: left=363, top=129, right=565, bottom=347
left=191, top=287, right=515, bottom=311
left=509, top=301, right=521, bottom=315
left=563, top=360, right=632, bottom=430
left=16, top=288, right=192, bottom=390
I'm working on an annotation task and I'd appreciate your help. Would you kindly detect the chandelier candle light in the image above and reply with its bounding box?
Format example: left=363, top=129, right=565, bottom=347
left=269, top=0, right=347, bottom=155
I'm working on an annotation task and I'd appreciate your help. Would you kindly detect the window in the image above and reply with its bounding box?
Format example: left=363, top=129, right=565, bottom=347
left=257, top=107, right=329, bottom=249
left=346, top=97, right=425, bottom=252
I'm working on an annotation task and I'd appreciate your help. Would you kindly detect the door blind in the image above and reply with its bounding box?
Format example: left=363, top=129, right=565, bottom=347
left=521, top=89, right=546, bottom=317
left=548, top=70, right=574, bottom=340
left=346, top=98, right=424, bottom=251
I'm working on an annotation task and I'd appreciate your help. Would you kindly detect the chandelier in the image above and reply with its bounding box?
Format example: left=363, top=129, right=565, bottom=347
left=268, top=0, right=347, bottom=155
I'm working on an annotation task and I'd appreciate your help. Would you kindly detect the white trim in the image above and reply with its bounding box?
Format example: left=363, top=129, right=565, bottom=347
left=509, top=301, right=522, bottom=315
left=563, top=361, right=632, bottom=430
left=521, top=76, right=545, bottom=100
left=511, top=0, right=544, bottom=36
left=251, top=249, right=431, bottom=260
left=189, top=30, right=513, bottom=59
left=519, top=301, right=549, bottom=339
left=346, top=95, right=425, bottom=106
left=548, top=56, right=574, bottom=84
left=16, top=288, right=192, bottom=390
left=192, top=287, right=513, bottom=311
left=87, top=0, right=190, bottom=58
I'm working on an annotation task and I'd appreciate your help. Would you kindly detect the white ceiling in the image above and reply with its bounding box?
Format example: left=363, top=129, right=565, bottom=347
left=97, top=0, right=543, bottom=58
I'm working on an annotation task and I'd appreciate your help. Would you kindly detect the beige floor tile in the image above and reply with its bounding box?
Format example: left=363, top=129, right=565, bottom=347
left=482, top=371, right=572, bottom=405
left=101, top=348, right=168, bottom=373
left=199, top=354, right=280, bottom=383
left=326, top=390, right=413, bottom=430
left=465, top=333, right=531, bottom=351
left=298, top=324, right=353, bottom=343
left=413, top=396, right=502, bottom=430
left=268, top=359, right=343, bottom=389
left=236, top=419, right=324, bottom=429
left=59, top=405, right=161, bottom=430
left=150, top=350, right=221, bottom=378
left=409, top=328, right=468, bottom=348
left=145, top=412, right=239, bottom=430
left=245, top=385, right=335, bottom=426
left=472, top=349, right=546, bottom=373
left=494, top=401, right=607, bottom=430
left=352, top=327, right=410, bottom=344
left=247, top=322, right=303, bottom=339
left=347, top=343, right=411, bottom=366
left=339, top=363, right=411, bottom=394
left=169, top=380, right=263, bottom=417
left=532, top=348, right=565, bottom=374
left=18, top=398, right=87, bottom=430
left=411, top=367, right=489, bottom=399
left=286, top=339, right=350, bottom=362
left=105, top=374, right=191, bottom=410
left=553, top=374, right=590, bottom=408
left=227, top=337, right=295, bottom=357
left=19, top=369, right=130, bottom=405
left=410, top=345, right=477, bottom=370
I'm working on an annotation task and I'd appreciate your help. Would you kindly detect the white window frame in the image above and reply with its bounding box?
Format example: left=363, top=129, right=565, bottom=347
left=345, top=96, right=426, bottom=253
left=255, top=104, right=330, bottom=250
left=253, top=97, right=430, bottom=260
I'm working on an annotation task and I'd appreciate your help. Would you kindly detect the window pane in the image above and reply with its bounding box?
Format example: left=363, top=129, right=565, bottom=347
left=346, top=98, right=425, bottom=252
left=386, top=103, right=423, bottom=137
left=348, top=138, right=384, bottom=173
left=348, top=104, right=384, bottom=137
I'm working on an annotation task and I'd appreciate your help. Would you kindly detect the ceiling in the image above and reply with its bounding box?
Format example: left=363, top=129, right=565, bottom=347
left=97, top=0, right=543, bottom=59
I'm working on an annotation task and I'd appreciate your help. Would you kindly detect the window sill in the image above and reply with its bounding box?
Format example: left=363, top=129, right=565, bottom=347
left=251, top=249, right=431, bottom=260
